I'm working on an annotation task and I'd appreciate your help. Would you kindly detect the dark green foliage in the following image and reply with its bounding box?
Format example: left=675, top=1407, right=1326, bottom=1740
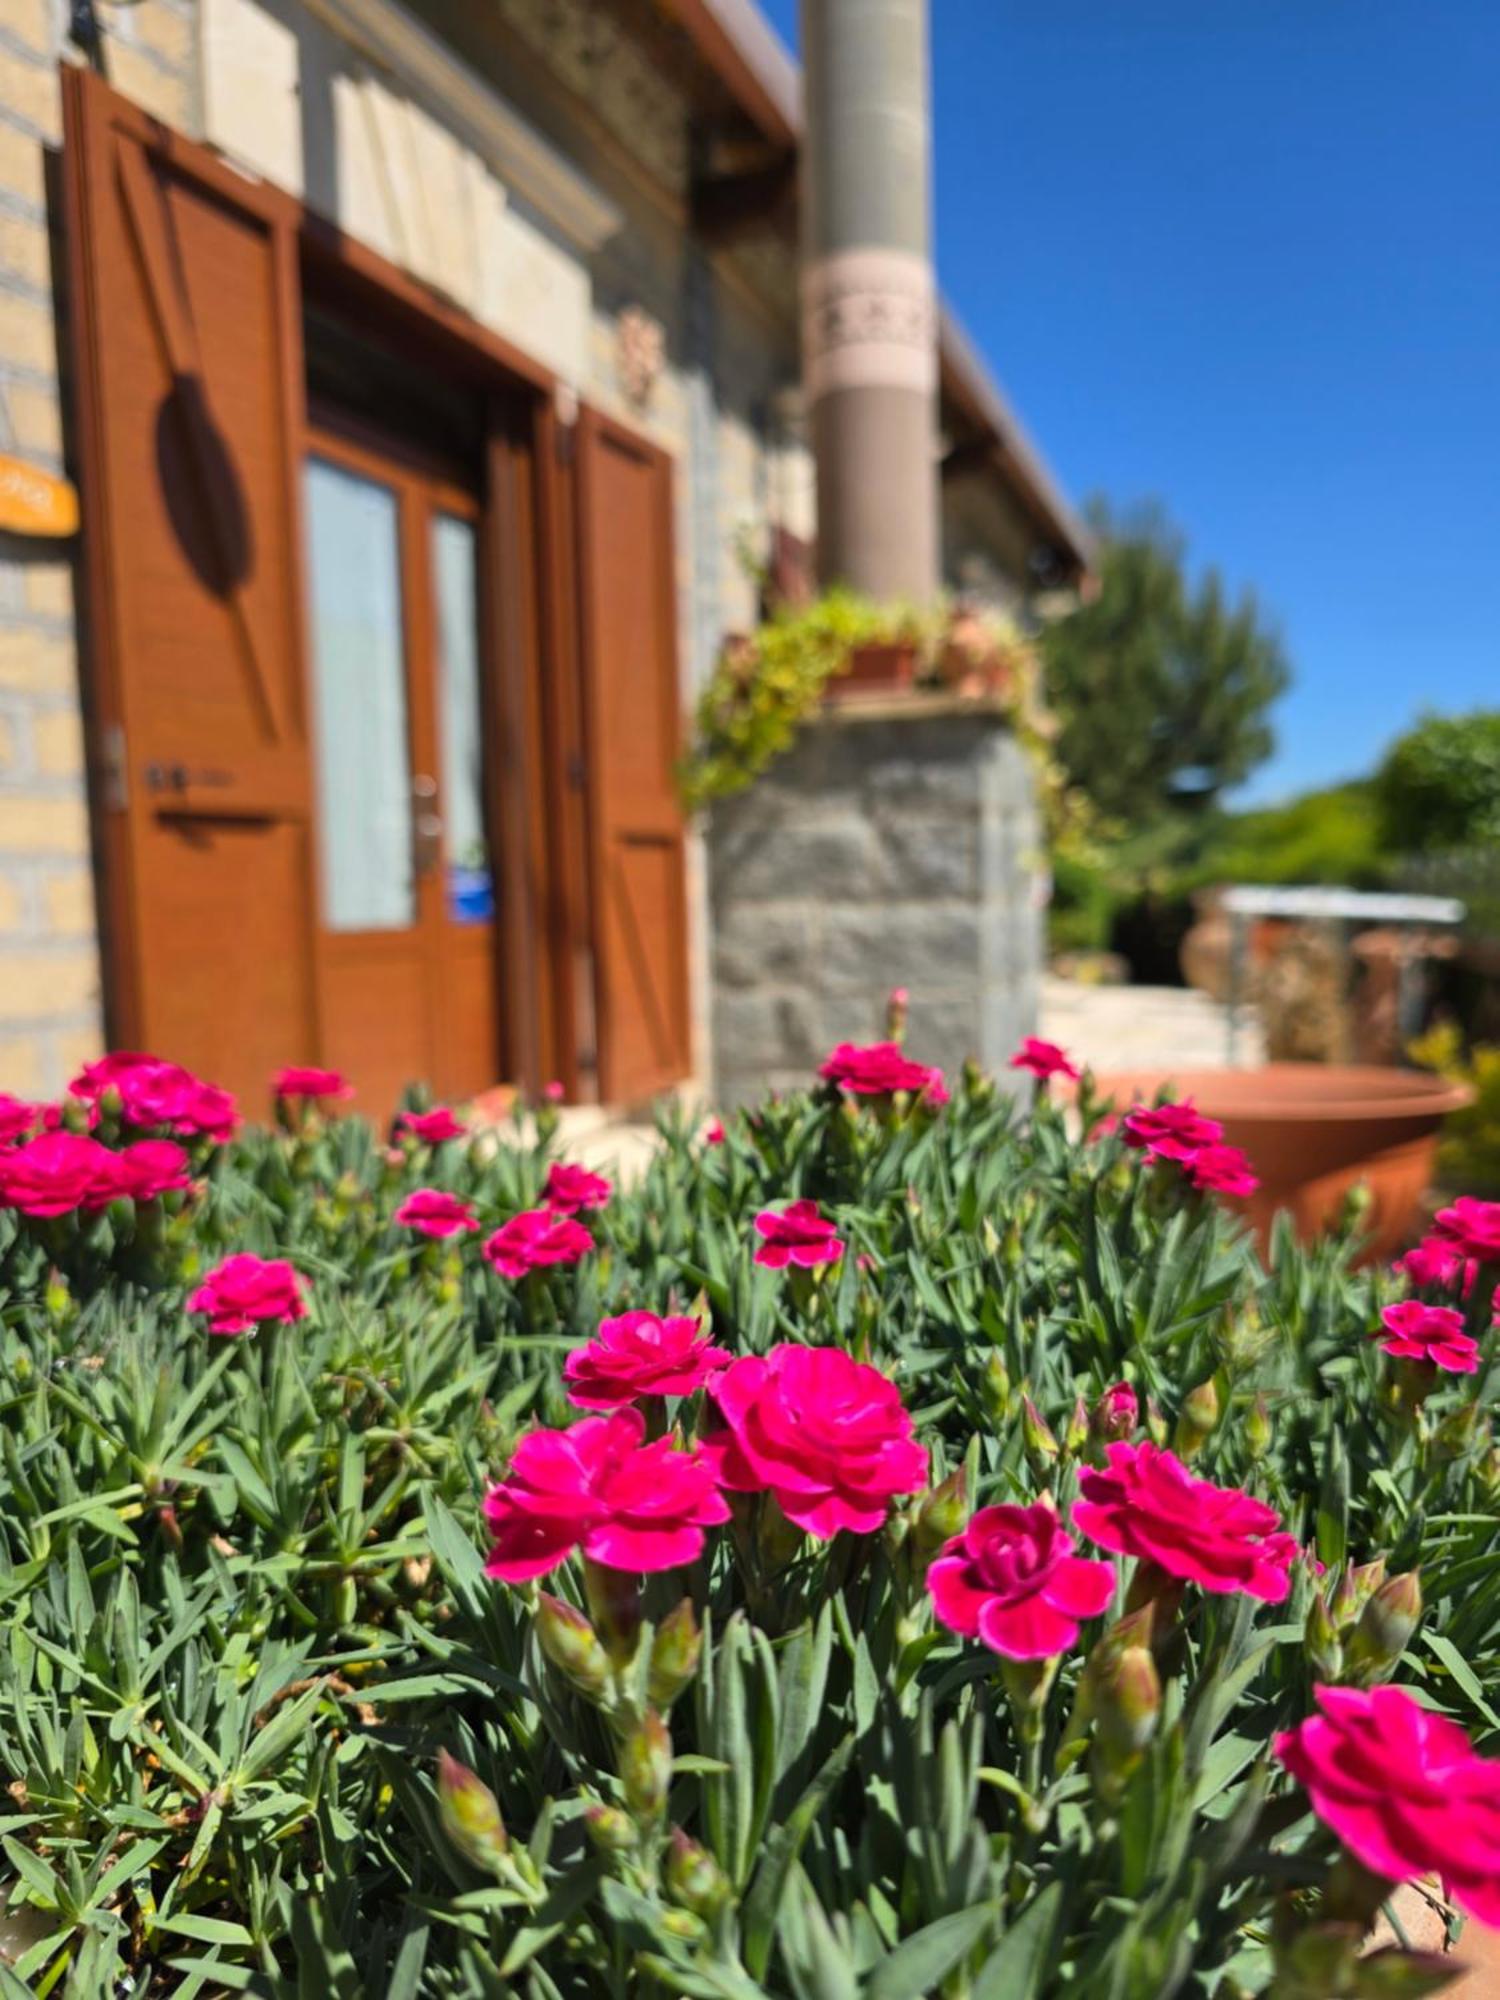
left=1376, top=710, right=1500, bottom=855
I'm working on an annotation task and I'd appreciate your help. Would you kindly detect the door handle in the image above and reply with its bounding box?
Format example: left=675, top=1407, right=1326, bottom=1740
left=413, top=775, right=443, bottom=877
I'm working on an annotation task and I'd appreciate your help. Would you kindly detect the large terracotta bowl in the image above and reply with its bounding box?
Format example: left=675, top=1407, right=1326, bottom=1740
left=1092, top=1064, right=1474, bottom=1263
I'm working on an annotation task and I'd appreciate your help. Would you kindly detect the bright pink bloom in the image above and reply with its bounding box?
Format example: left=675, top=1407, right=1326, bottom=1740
left=0, top=1095, right=42, bottom=1146
left=1377, top=1300, right=1480, bottom=1373
left=818, top=1040, right=941, bottom=1098
left=112, top=1139, right=193, bottom=1202
left=1183, top=1142, right=1260, bottom=1198
left=753, top=1200, right=844, bottom=1271
left=1074, top=1441, right=1298, bottom=1603
left=1433, top=1195, right=1500, bottom=1266
left=1009, top=1037, right=1081, bottom=1084
left=543, top=1161, right=612, bottom=1215
left=482, top=1407, right=730, bottom=1580
left=1094, top=1381, right=1139, bottom=1441
left=1120, top=1100, right=1224, bottom=1162
left=483, top=1208, right=592, bottom=1279
left=399, top=1106, right=467, bottom=1145
left=272, top=1065, right=351, bottom=1102
left=0, top=1132, right=128, bottom=1216
left=1395, top=1235, right=1477, bottom=1295
left=923, top=1069, right=950, bottom=1108
left=704, top=1118, right=727, bottom=1146
left=188, top=1253, right=307, bottom=1337
left=563, top=1310, right=731, bottom=1410
left=542, top=1080, right=566, bottom=1105
left=928, top=1501, right=1114, bottom=1659
left=700, top=1344, right=928, bottom=1537
left=1275, top=1685, right=1500, bottom=1926
left=71, top=1052, right=238, bottom=1142
left=395, top=1188, right=478, bottom=1240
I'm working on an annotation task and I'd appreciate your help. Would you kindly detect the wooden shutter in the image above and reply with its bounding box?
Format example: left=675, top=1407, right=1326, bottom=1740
left=574, top=408, right=691, bottom=1104
left=62, top=70, right=320, bottom=1104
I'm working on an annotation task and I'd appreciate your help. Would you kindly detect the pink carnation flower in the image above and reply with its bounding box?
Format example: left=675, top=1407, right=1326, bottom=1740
left=753, top=1200, right=844, bottom=1270
left=0, top=1132, right=131, bottom=1216
left=701, top=1344, right=928, bottom=1537
left=483, top=1208, right=592, bottom=1279
left=1094, top=1381, right=1139, bottom=1442
left=563, top=1309, right=731, bottom=1410
left=1275, top=1684, right=1500, bottom=1926
left=394, top=1188, right=478, bottom=1240
left=1432, top=1195, right=1500, bottom=1266
left=1395, top=1235, right=1476, bottom=1295
left=188, top=1253, right=307, bottom=1337
left=112, top=1139, right=194, bottom=1202
left=71, top=1052, right=238, bottom=1142
left=819, top=1040, right=941, bottom=1098
left=482, top=1407, right=730, bottom=1580
left=1009, top=1037, right=1081, bottom=1084
left=704, top=1118, right=727, bottom=1146
left=272, top=1065, right=351, bottom=1102
left=543, top=1161, right=612, bottom=1215
left=1074, top=1440, right=1298, bottom=1604
left=1183, top=1141, right=1260, bottom=1198
left=1120, top=1101, right=1224, bottom=1162
left=928, top=1501, right=1114, bottom=1659
left=399, top=1106, right=467, bottom=1145
left=1377, top=1300, right=1479, bottom=1373
left=0, top=1095, right=42, bottom=1147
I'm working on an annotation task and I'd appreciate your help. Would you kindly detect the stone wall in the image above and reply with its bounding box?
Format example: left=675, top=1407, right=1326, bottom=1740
left=708, top=697, right=1042, bottom=1105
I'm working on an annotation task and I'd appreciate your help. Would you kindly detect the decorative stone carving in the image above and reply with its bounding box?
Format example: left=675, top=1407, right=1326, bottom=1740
left=616, top=305, right=666, bottom=409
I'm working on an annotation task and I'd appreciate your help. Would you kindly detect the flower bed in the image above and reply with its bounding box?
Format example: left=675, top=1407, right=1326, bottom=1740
left=0, top=1042, right=1495, bottom=1995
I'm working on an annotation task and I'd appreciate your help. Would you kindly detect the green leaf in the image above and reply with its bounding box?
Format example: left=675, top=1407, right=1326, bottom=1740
left=867, top=1902, right=997, bottom=2000
left=972, top=1882, right=1063, bottom=2000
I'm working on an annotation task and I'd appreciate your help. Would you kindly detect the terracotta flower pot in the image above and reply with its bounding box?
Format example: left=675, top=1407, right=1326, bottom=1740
left=1092, top=1063, right=1475, bottom=1263
left=826, top=640, right=918, bottom=699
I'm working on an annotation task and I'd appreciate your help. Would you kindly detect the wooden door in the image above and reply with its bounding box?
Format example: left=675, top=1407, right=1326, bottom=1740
left=574, top=409, right=691, bottom=1104
left=62, top=69, right=318, bottom=1106
left=304, top=424, right=499, bottom=1113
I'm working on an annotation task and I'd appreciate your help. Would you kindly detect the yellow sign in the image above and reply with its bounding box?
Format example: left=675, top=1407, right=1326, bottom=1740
left=0, top=454, right=78, bottom=538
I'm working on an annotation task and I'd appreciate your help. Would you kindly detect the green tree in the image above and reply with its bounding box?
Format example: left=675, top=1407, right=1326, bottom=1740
left=1041, top=499, right=1291, bottom=823
left=1375, top=709, right=1500, bottom=853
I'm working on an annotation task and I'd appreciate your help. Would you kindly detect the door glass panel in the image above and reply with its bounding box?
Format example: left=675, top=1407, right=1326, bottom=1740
left=305, top=458, right=414, bottom=931
left=432, top=512, right=493, bottom=924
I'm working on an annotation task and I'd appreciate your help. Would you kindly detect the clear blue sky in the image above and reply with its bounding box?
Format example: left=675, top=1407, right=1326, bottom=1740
left=759, top=0, right=1499, bottom=803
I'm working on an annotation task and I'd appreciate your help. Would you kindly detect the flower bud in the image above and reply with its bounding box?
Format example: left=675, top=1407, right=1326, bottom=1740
left=885, top=986, right=909, bottom=1042
left=583, top=1559, right=642, bottom=1669
left=584, top=1801, right=637, bottom=1854
left=659, top=1908, right=707, bottom=1944
left=1432, top=1400, right=1485, bottom=1463
left=665, top=1828, right=730, bottom=1919
left=620, top=1708, right=672, bottom=1824
left=1020, top=1393, right=1059, bottom=1468
left=1173, top=1378, right=1220, bottom=1461
left=1346, top=1570, right=1422, bottom=1683
left=913, top=1469, right=968, bottom=1557
left=1245, top=1391, right=1273, bottom=1461
left=980, top=1351, right=1011, bottom=1423
left=536, top=1593, right=611, bottom=1700
left=1330, top=1557, right=1386, bottom=1629
left=1144, top=1397, right=1170, bottom=1447
left=1064, top=1394, right=1090, bottom=1457
left=648, top=1599, right=702, bottom=1708
left=1093, top=1646, right=1161, bottom=1762
left=1091, top=1381, right=1137, bottom=1444
left=436, top=1749, right=508, bottom=1872
left=1304, top=1591, right=1343, bottom=1681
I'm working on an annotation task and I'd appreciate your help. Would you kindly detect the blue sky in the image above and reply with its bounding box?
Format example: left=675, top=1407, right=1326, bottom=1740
left=758, top=0, right=1498, bottom=803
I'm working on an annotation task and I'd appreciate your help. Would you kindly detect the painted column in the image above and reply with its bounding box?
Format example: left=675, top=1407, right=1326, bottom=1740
left=800, top=0, right=938, bottom=600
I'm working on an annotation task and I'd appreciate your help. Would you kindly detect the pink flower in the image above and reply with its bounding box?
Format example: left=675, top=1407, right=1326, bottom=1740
left=399, top=1107, right=467, bottom=1145
left=483, top=1208, right=592, bottom=1279
left=188, top=1253, right=307, bottom=1336
left=700, top=1344, right=928, bottom=1537
left=1074, top=1441, right=1298, bottom=1603
left=395, top=1188, right=478, bottom=1239
left=542, top=1080, right=566, bottom=1104
left=111, top=1139, right=193, bottom=1202
left=923, top=1069, right=950, bottom=1109
left=818, top=1040, right=941, bottom=1098
left=272, top=1065, right=351, bottom=1102
left=1395, top=1236, right=1477, bottom=1295
left=1120, top=1101, right=1224, bottom=1162
left=928, top=1501, right=1114, bottom=1659
left=1377, top=1300, right=1480, bottom=1373
left=1093, top=1381, right=1139, bottom=1442
left=563, top=1310, right=731, bottom=1409
left=71, top=1052, right=238, bottom=1142
left=753, top=1200, right=844, bottom=1271
left=543, top=1161, right=612, bottom=1215
left=482, top=1407, right=730, bottom=1579
left=1274, top=1685, right=1500, bottom=1926
left=0, top=1095, right=42, bottom=1146
left=0, top=1132, right=129, bottom=1216
left=1433, top=1195, right=1500, bottom=1266
left=1183, top=1142, right=1260, bottom=1198
left=704, top=1119, right=726, bottom=1146
left=1009, top=1037, right=1081, bottom=1084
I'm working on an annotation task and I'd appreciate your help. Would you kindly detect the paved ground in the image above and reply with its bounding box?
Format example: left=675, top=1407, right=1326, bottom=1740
left=1039, top=975, right=1266, bottom=1077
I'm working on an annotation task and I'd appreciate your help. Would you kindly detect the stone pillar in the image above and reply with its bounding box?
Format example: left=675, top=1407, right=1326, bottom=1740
left=800, top=0, right=938, bottom=599
left=709, top=698, right=1041, bottom=1106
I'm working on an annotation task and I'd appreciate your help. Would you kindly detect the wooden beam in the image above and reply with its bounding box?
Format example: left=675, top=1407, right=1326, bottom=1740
left=690, top=150, right=797, bottom=245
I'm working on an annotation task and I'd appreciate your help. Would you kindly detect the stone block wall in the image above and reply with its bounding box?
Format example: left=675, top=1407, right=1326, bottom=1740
left=708, top=697, right=1042, bottom=1106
